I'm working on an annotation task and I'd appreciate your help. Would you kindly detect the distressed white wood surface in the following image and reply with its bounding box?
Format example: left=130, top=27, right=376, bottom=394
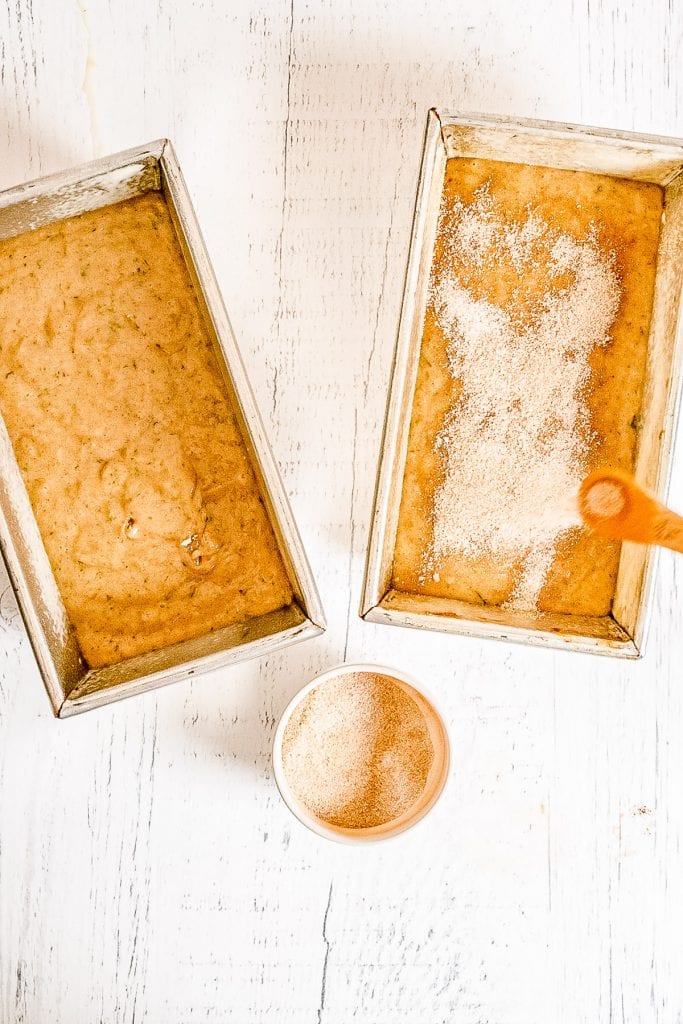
left=1, top=0, right=683, bottom=1020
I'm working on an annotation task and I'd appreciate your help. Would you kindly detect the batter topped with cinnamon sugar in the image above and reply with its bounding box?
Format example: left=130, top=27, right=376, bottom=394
left=392, top=157, right=663, bottom=616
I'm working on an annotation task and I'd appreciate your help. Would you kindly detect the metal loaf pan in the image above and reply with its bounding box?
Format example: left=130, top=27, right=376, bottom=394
left=0, top=140, right=325, bottom=715
left=361, top=109, right=683, bottom=658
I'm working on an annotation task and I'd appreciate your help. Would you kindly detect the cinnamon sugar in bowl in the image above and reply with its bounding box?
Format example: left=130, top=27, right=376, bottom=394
left=272, top=664, right=450, bottom=843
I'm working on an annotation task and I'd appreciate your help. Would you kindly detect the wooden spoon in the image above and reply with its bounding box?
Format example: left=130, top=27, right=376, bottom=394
left=578, top=468, right=683, bottom=552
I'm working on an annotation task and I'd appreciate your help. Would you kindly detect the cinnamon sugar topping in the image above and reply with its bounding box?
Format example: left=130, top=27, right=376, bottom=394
left=281, top=672, right=435, bottom=829
left=426, top=184, right=621, bottom=610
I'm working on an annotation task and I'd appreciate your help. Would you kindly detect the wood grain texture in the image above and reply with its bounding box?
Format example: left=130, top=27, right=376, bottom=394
left=1, top=0, right=683, bottom=1021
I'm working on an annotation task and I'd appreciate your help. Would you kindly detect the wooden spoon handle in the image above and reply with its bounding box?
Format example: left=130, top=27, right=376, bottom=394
left=647, top=505, right=683, bottom=552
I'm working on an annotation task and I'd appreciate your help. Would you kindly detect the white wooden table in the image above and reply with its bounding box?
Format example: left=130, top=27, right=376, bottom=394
left=1, top=1, right=683, bottom=1020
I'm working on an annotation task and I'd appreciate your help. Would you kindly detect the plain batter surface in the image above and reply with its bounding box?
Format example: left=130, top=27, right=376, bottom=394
left=392, top=158, right=663, bottom=617
left=0, top=192, right=293, bottom=667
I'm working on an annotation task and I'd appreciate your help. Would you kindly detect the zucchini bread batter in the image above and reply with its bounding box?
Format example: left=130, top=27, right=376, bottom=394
left=392, top=158, right=663, bottom=617
left=0, top=192, right=292, bottom=667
